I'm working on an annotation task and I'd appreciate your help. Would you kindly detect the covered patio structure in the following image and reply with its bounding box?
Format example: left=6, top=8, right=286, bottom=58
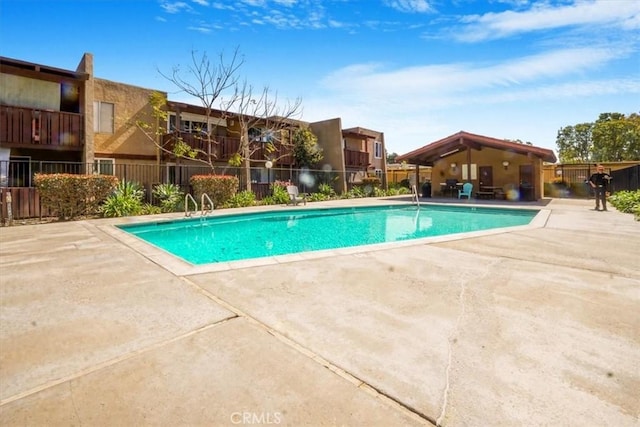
left=397, top=131, right=557, bottom=201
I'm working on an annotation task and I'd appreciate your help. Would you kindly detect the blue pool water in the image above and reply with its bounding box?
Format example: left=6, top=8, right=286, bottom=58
left=118, top=205, right=537, bottom=265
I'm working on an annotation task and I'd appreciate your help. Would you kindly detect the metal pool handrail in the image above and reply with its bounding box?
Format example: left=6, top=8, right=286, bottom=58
left=185, top=193, right=198, bottom=217
left=201, top=193, right=214, bottom=216
left=411, top=185, right=421, bottom=209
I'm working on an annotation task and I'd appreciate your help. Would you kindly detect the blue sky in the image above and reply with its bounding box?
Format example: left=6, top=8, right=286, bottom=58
left=1, top=0, right=638, bottom=156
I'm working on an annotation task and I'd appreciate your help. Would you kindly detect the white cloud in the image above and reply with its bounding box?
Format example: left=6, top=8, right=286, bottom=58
left=273, top=0, right=298, bottom=6
left=160, top=1, right=192, bottom=14
left=319, top=46, right=625, bottom=101
left=457, top=0, right=640, bottom=42
left=187, top=25, right=213, bottom=33
left=299, top=44, right=639, bottom=153
left=384, top=0, right=433, bottom=14
left=241, top=0, right=267, bottom=6
left=192, top=0, right=209, bottom=6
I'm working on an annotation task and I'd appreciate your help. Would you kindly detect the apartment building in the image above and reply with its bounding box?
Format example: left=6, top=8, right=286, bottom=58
left=1, top=53, right=387, bottom=194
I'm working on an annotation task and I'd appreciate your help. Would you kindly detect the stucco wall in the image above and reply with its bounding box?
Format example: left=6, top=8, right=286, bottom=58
left=309, top=118, right=346, bottom=193
left=0, top=74, right=60, bottom=110
left=93, top=78, right=165, bottom=159
left=430, top=146, right=544, bottom=200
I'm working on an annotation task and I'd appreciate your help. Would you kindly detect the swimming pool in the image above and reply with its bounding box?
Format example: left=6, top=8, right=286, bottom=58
left=118, top=204, right=538, bottom=265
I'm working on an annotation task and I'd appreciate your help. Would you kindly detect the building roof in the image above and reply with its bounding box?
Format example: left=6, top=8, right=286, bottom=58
left=396, top=131, right=557, bottom=165
left=0, top=56, right=89, bottom=81
left=342, top=127, right=382, bottom=139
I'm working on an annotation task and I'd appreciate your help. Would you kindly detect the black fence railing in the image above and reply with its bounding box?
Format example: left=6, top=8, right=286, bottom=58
left=610, top=164, right=639, bottom=193
left=0, top=160, right=346, bottom=202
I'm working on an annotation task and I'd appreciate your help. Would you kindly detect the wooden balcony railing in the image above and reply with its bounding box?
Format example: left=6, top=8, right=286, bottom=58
left=0, top=104, right=83, bottom=150
left=161, top=132, right=241, bottom=161
left=161, top=132, right=295, bottom=165
left=344, top=148, right=369, bottom=168
left=250, top=142, right=294, bottom=165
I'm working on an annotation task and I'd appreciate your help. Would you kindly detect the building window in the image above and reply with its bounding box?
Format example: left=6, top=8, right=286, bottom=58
left=375, top=168, right=383, bottom=178
left=374, top=141, right=382, bottom=159
left=94, top=158, right=115, bottom=175
left=248, top=127, right=272, bottom=143
left=93, top=101, right=114, bottom=134
left=462, top=163, right=477, bottom=180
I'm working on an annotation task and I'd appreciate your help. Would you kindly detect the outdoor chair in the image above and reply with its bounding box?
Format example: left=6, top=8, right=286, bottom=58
left=286, top=185, right=307, bottom=206
left=458, top=182, right=473, bottom=199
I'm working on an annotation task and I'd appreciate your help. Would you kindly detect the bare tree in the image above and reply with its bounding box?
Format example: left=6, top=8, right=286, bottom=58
left=136, top=48, right=244, bottom=171
left=136, top=47, right=303, bottom=191
left=222, top=80, right=303, bottom=190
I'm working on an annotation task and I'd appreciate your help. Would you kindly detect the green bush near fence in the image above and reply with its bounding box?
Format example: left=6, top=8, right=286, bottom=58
left=223, top=190, right=256, bottom=208
left=34, top=173, right=118, bottom=220
left=608, top=190, right=640, bottom=220
left=190, top=174, right=239, bottom=208
left=101, top=181, right=147, bottom=217
left=152, top=183, right=184, bottom=213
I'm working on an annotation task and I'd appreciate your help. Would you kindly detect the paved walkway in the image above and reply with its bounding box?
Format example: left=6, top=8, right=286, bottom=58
left=0, top=198, right=638, bottom=426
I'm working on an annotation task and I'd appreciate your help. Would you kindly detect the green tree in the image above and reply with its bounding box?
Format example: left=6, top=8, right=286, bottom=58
left=592, top=113, right=640, bottom=161
left=556, top=123, right=593, bottom=163
left=292, top=127, right=323, bottom=167
left=387, top=151, right=398, bottom=163
left=556, top=112, right=640, bottom=163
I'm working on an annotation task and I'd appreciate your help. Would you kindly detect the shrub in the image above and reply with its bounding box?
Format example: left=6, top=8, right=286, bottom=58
left=372, top=187, right=387, bottom=197
left=34, top=173, right=118, bottom=219
left=270, top=182, right=292, bottom=205
left=362, top=176, right=382, bottom=187
left=141, top=203, right=162, bottom=215
left=317, top=183, right=335, bottom=197
left=101, top=181, right=146, bottom=217
left=342, top=186, right=367, bottom=199
left=190, top=175, right=239, bottom=208
left=307, top=192, right=329, bottom=202
left=608, top=190, right=640, bottom=220
left=224, top=190, right=256, bottom=208
left=260, top=195, right=276, bottom=206
left=153, top=183, right=184, bottom=213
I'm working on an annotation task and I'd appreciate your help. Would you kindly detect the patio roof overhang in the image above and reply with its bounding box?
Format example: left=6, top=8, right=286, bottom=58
left=396, top=131, right=557, bottom=166
left=0, top=56, right=89, bottom=82
left=342, top=127, right=381, bottom=140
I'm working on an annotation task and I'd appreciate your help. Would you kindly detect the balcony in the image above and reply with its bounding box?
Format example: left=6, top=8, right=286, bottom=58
left=161, top=132, right=295, bottom=165
left=344, top=148, right=369, bottom=168
left=251, top=141, right=294, bottom=166
left=0, top=104, right=83, bottom=150
left=161, top=132, right=240, bottom=162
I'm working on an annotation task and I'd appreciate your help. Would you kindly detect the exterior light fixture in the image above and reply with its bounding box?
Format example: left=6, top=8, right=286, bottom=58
left=502, top=161, right=509, bottom=170
left=265, top=160, right=273, bottom=183
left=450, top=162, right=457, bottom=169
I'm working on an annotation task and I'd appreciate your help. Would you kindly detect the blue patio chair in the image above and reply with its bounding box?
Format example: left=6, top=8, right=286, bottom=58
left=458, top=182, right=473, bottom=199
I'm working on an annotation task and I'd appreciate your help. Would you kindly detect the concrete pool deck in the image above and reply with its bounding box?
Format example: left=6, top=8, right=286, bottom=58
left=0, top=197, right=638, bottom=426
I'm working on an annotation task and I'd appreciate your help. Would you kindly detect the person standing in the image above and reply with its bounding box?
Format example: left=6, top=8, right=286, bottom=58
left=588, top=164, right=611, bottom=211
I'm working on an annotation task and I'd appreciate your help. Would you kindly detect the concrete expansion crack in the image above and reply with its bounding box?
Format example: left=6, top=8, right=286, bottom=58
left=69, top=381, right=82, bottom=426
left=435, top=259, right=500, bottom=426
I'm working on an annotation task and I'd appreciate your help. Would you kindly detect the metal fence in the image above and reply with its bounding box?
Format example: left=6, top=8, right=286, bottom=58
left=548, top=164, right=639, bottom=198
left=610, top=165, right=639, bottom=193
left=0, top=160, right=349, bottom=220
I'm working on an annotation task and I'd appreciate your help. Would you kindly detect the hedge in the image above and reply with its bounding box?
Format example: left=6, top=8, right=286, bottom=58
left=190, top=175, right=239, bottom=209
left=34, top=173, right=119, bottom=219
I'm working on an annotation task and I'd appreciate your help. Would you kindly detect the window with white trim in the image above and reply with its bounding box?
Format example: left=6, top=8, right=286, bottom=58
left=462, top=163, right=477, bottom=180
left=374, top=141, right=383, bottom=159
left=375, top=168, right=383, bottom=178
left=94, top=158, right=115, bottom=175
left=93, top=101, right=114, bottom=134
